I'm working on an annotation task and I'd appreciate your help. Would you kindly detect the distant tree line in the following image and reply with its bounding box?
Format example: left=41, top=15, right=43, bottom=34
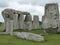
left=39, top=21, right=42, bottom=25
left=0, top=22, right=3, bottom=26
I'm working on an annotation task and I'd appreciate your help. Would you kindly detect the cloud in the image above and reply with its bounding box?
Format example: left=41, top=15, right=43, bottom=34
left=18, top=0, right=60, bottom=7
left=7, top=1, right=43, bottom=16
left=0, top=8, right=4, bottom=22
left=0, top=0, right=60, bottom=22
left=0, top=0, right=9, bottom=8
left=18, top=0, right=33, bottom=4
left=0, top=15, right=4, bottom=22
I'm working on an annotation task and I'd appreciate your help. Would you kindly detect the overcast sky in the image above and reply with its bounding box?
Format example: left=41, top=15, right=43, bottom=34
left=0, top=0, right=60, bottom=22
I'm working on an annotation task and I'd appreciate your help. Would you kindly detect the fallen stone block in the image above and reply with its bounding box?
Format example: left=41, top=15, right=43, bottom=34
left=14, top=32, right=44, bottom=41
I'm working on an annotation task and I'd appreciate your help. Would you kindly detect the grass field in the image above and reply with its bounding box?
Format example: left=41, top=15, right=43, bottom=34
left=0, top=24, right=4, bottom=32
left=0, top=34, right=60, bottom=45
left=0, top=25, right=60, bottom=45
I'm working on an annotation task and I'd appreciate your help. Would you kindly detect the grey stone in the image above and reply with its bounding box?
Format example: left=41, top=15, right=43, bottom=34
left=13, top=14, right=19, bottom=29
left=2, top=9, right=30, bottom=20
left=33, top=15, right=39, bottom=29
left=58, top=21, right=60, bottom=32
left=2, top=8, right=31, bottom=30
left=24, top=22, right=32, bottom=30
left=24, top=15, right=32, bottom=22
left=14, top=32, right=44, bottom=41
left=5, top=18, right=10, bottom=33
left=42, top=3, right=59, bottom=33
left=24, top=15, right=32, bottom=30
left=18, top=14, right=24, bottom=29
left=42, top=16, right=45, bottom=23
left=3, top=20, right=6, bottom=31
left=5, top=19, right=13, bottom=34
left=9, top=20, right=13, bottom=35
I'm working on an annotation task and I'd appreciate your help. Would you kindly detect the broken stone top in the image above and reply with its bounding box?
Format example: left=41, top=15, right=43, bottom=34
left=2, top=8, right=30, bottom=20
left=45, top=3, right=58, bottom=7
left=45, top=3, right=58, bottom=10
left=45, top=3, right=59, bottom=15
left=24, top=15, right=32, bottom=22
left=33, top=15, right=39, bottom=21
left=2, top=8, right=30, bottom=15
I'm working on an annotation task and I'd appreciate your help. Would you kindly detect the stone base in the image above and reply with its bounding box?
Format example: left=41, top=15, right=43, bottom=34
left=45, top=28, right=58, bottom=33
left=24, top=22, right=32, bottom=30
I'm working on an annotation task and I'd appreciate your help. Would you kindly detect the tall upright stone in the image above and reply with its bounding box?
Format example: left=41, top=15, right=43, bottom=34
left=13, top=14, right=19, bottom=29
left=5, top=18, right=10, bottom=33
left=18, top=14, right=24, bottom=29
left=42, top=3, right=59, bottom=33
left=9, top=20, right=13, bottom=35
left=42, top=15, right=45, bottom=23
left=3, top=20, right=6, bottom=31
left=5, top=19, right=13, bottom=35
left=57, top=20, right=60, bottom=33
left=24, top=15, right=32, bottom=30
left=33, top=15, right=39, bottom=29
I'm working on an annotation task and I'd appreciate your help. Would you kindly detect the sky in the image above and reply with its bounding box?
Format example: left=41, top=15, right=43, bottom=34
left=0, top=0, right=60, bottom=22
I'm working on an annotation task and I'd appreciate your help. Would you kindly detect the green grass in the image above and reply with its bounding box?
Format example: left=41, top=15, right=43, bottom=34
left=0, top=25, right=3, bottom=32
left=0, top=25, right=60, bottom=45
left=13, top=29, right=44, bottom=34
left=0, top=34, right=60, bottom=45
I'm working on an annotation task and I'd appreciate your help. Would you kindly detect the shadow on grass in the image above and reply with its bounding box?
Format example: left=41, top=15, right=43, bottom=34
left=13, top=29, right=45, bottom=34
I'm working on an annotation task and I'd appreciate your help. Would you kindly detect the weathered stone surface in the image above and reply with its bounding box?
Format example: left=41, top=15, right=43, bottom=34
left=33, top=15, right=39, bottom=29
left=14, top=32, right=44, bottom=41
left=18, top=14, right=24, bottom=29
left=24, top=15, right=32, bottom=30
left=2, top=9, right=30, bottom=20
left=5, top=18, right=13, bottom=34
left=13, top=14, right=19, bottom=29
left=24, top=22, right=32, bottom=30
left=42, top=3, right=59, bottom=33
left=5, top=18, right=10, bottom=33
left=3, top=20, right=6, bottom=31
left=45, top=28, right=58, bottom=33
left=3, top=18, right=10, bottom=32
left=42, top=15, right=45, bottom=23
left=9, top=20, right=13, bottom=35
left=42, top=16, right=51, bottom=29
left=24, top=15, right=32, bottom=22
left=58, top=21, right=60, bottom=32
left=2, top=8, right=32, bottom=31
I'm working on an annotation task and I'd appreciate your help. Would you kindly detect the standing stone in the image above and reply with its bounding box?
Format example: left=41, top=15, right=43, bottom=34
left=42, top=3, right=59, bottom=33
left=18, top=14, right=24, bottom=29
left=13, top=14, right=18, bottom=29
left=24, top=15, right=32, bottom=30
left=57, top=20, right=60, bottom=32
left=9, top=20, right=13, bottom=35
left=5, top=18, right=13, bottom=35
left=3, top=20, right=6, bottom=32
left=42, top=15, right=46, bottom=24
left=5, top=18, right=10, bottom=33
left=33, top=15, right=39, bottom=29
